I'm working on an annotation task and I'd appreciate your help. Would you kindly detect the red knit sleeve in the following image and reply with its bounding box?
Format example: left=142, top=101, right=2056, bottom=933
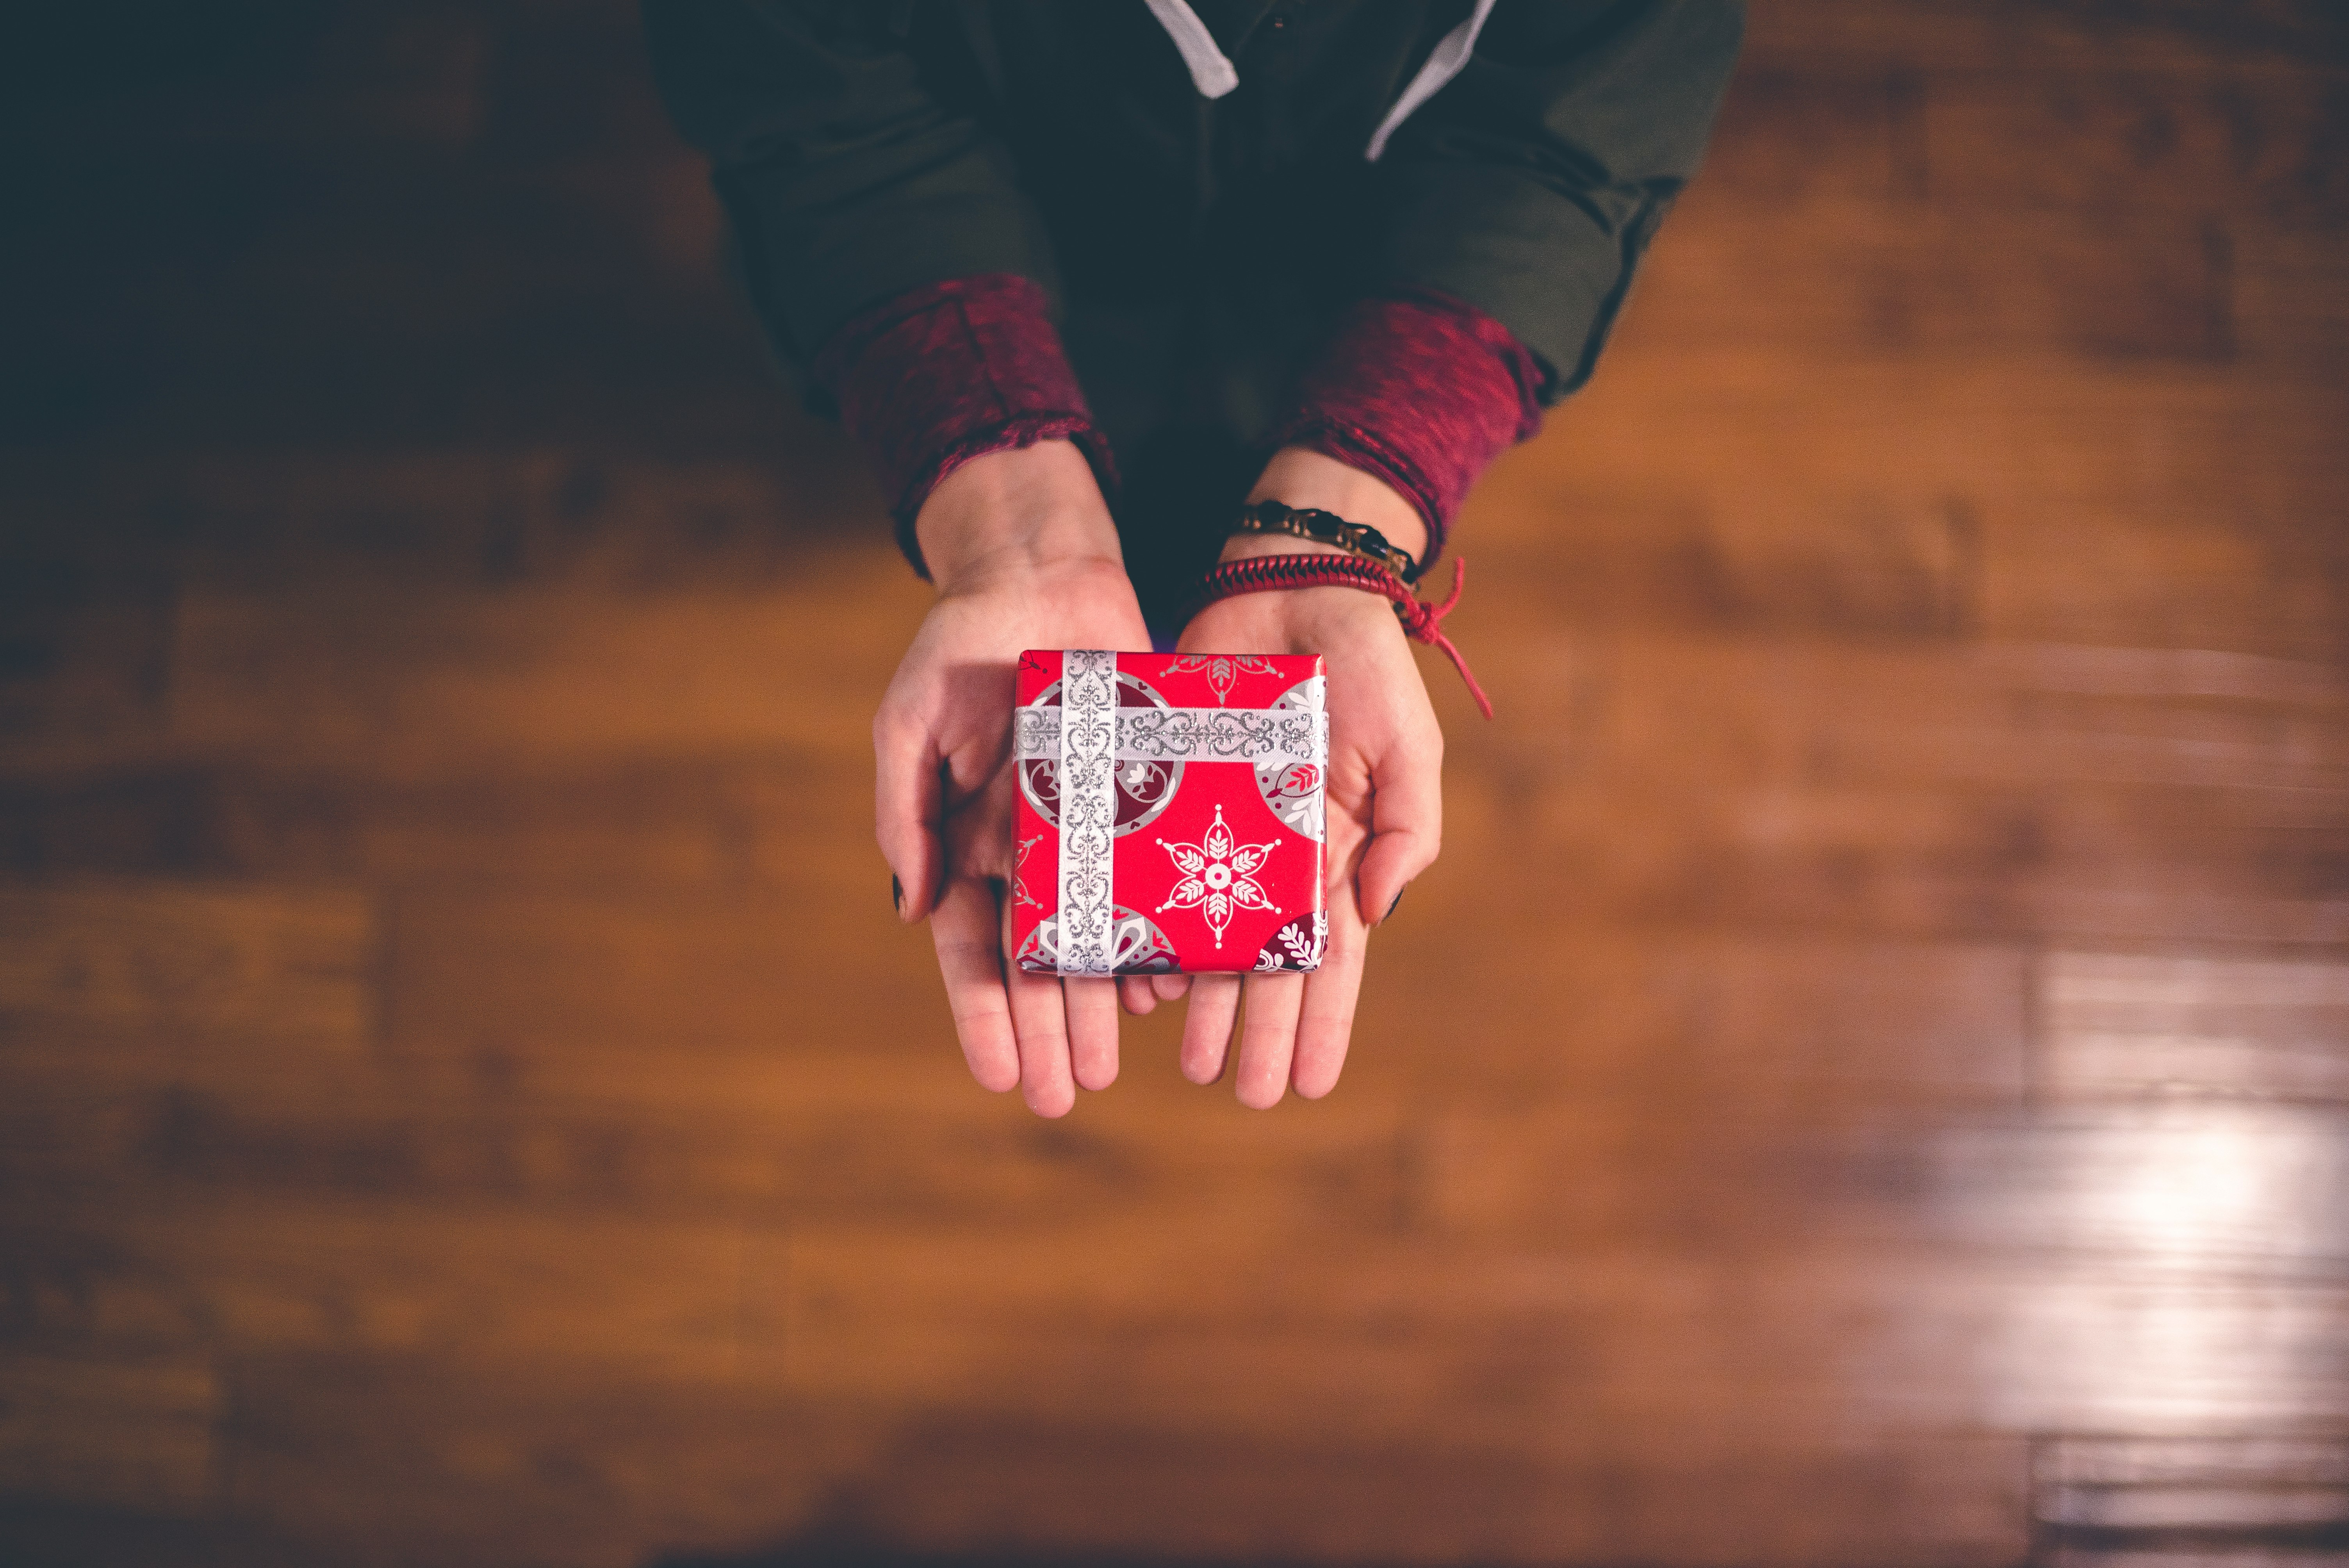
left=1265, top=290, right=1546, bottom=565
left=812, top=274, right=1118, bottom=579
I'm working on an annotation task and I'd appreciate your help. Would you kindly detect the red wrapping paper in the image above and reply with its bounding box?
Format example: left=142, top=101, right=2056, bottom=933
left=1011, top=650, right=1328, bottom=976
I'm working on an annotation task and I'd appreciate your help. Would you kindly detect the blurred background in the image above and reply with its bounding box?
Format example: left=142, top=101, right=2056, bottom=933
left=2, top=2, right=2346, bottom=1564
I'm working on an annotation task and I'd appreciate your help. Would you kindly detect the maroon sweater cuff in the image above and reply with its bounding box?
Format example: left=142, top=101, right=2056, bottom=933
left=812, top=273, right=1117, bottom=579
left=1266, top=290, right=1545, bottom=565
left=816, top=276, right=1537, bottom=579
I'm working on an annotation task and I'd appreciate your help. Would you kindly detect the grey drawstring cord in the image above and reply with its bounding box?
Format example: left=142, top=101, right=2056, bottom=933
left=1142, top=0, right=1239, bottom=98
left=1365, top=0, right=1499, bottom=160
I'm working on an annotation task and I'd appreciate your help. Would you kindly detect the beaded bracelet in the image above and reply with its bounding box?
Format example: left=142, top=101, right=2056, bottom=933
left=1187, top=552, right=1493, bottom=720
left=1231, top=500, right=1424, bottom=584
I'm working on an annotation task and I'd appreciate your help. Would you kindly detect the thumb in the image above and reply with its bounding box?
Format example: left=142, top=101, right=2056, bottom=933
left=874, top=712, right=946, bottom=923
left=1355, top=731, right=1442, bottom=927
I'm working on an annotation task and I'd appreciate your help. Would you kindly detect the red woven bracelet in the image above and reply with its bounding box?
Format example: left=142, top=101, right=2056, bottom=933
left=1188, top=554, right=1494, bottom=720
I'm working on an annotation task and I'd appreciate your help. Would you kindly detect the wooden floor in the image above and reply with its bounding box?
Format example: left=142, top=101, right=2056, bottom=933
left=4, top=2, right=2347, bottom=1564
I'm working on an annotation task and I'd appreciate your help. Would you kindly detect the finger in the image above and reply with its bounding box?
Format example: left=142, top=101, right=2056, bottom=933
left=1118, top=976, right=1159, bottom=1016
left=1232, top=971, right=1304, bottom=1110
left=1356, top=727, right=1443, bottom=927
left=1151, top=973, right=1192, bottom=1002
left=1065, top=977, right=1120, bottom=1091
left=1180, top=973, right=1242, bottom=1085
left=929, top=876, right=1019, bottom=1094
left=874, top=712, right=945, bottom=922
left=1004, top=959, right=1076, bottom=1117
left=1292, top=905, right=1367, bottom=1099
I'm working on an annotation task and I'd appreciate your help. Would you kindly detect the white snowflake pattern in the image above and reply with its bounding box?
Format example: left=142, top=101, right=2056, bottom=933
left=1155, top=803, right=1278, bottom=948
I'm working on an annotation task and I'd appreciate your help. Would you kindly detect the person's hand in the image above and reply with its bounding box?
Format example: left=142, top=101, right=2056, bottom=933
left=874, top=441, right=1150, bottom=1117
left=1160, top=448, right=1445, bottom=1107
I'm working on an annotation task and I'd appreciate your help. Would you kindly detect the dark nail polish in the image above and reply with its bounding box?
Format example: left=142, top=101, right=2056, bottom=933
left=1385, top=889, right=1404, bottom=923
left=891, top=874, right=904, bottom=916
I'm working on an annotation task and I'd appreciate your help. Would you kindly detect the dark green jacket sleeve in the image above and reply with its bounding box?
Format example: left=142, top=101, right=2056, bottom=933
left=641, top=0, right=1062, bottom=379
left=1369, top=0, right=1743, bottom=401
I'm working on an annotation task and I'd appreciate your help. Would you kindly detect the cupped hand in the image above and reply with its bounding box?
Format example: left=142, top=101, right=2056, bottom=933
left=873, top=441, right=1149, bottom=1117
left=1166, top=449, right=1445, bottom=1107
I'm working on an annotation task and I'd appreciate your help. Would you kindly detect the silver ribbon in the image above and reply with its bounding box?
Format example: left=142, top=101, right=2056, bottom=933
left=1016, top=706, right=1328, bottom=771
left=1054, top=650, right=1119, bottom=976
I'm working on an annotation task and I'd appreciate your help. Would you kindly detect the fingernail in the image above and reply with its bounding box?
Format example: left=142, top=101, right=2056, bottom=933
left=891, top=874, right=904, bottom=917
left=1384, top=889, right=1404, bottom=923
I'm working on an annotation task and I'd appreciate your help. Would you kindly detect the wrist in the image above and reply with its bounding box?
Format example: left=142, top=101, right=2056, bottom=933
left=916, top=441, right=1125, bottom=595
left=1216, top=531, right=1353, bottom=567
left=1244, top=447, right=1430, bottom=565
left=1191, top=546, right=1495, bottom=718
left=1190, top=556, right=1413, bottom=652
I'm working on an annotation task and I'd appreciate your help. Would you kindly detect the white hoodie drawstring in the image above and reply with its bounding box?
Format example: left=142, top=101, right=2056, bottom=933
left=1142, top=0, right=1498, bottom=160
left=1142, top=0, right=1241, bottom=98
left=1365, top=0, right=1498, bottom=159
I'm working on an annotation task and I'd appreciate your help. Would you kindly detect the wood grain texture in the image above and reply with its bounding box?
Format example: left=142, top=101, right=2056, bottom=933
left=167, top=569, right=918, bottom=767
left=0, top=884, right=373, bottom=1041
left=2035, top=1435, right=2349, bottom=1527
left=6, top=1196, right=755, bottom=1372
left=1744, top=2, right=2349, bottom=72
left=4, top=3, right=2347, bottom=1565
left=0, top=1353, right=216, bottom=1513
left=0, top=567, right=173, bottom=745
left=1424, top=1101, right=2349, bottom=1274
left=773, top=1224, right=2349, bottom=1436
left=1920, top=72, right=2349, bottom=225
left=221, top=1357, right=890, bottom=1568
left=763, top=1422, right=2031, bottom=1568
left=2039, top=951, right=2349, bottom=1103
left=1639, top=196, right=2232, bottom=360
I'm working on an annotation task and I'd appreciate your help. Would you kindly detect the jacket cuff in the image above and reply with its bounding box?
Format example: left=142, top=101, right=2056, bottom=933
left=812, top=273, right=1116, bottom=579
left=1265, top=289, right=1545, bottom=564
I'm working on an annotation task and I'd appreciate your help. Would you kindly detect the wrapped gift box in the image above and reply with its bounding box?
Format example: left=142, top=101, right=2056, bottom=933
left=1011, top=649, right=1328, bottom=976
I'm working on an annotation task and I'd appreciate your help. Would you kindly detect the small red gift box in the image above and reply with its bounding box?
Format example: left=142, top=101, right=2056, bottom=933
left=1011, top=650, right=1328, bottom=976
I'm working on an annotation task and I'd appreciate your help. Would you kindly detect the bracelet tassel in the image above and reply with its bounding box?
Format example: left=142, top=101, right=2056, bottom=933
left=1188, top=554, right=1494, bottom=720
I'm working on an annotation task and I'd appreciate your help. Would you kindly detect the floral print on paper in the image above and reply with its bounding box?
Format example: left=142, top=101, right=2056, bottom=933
left=1167, top=654, right=1280, bottom=705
